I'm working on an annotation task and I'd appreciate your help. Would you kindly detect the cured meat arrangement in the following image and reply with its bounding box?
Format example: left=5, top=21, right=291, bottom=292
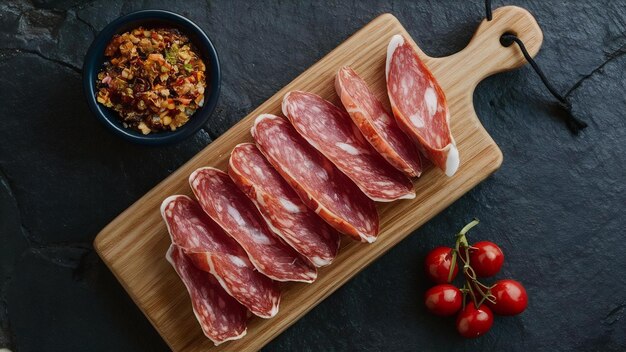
left=161, top=195, right=280, bottom=318
left=159, top=33, right=458, bottom=345
left=336, top=66, right=424, bottom=178
left=166, top=245, right=247, bottom=345
left=189, top=167, right=317, bottom=283
left=282, top=91, right=415, bottom=202
left=229, top=143, right=341, bottom=266
left=386, top=34, right=459, bottom=176
left=251, top=114, right=379, bottom=243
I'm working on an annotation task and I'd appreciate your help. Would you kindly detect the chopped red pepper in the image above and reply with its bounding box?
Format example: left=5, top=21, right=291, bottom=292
left=96, top=27, right=207, bottom=134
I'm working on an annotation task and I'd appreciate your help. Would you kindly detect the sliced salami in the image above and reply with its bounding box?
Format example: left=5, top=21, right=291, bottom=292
left=161, top=195, right=280, bottom=318
left=228, top=143, right=341, bottom=267
left=335, top=66, right=424, bottom=178
left=386, top=34, right=459, bottom=177
left=189, top=167, right=317, bottom=283
left=251, top=114, right=379, bottom=243
left=166, top=244, right=247, bottom=345
left=282, top=91, right=415, bottom=202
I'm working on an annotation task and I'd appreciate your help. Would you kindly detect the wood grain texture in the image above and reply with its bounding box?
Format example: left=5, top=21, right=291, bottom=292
left=94, top=7, right=542, bottom=352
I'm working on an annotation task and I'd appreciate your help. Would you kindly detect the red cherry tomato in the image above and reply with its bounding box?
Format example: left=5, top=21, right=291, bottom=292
left=455, top=303, right=494, bottom=338
left=424, top=284, right=463, bottom=316
left=424, top=246, right=457, bottom=283
left=487, top=279, right=528, bottom=315
left=469, top=241, right=504, bottom=277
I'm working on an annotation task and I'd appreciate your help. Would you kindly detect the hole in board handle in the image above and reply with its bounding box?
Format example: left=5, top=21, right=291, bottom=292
left=500, top=31, right=518, bottom=47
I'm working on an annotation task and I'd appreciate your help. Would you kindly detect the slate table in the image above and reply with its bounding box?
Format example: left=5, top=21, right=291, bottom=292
left=1, top=1, right=625, bottom=351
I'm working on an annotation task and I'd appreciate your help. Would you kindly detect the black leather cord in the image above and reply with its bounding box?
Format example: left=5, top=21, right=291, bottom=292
left=486, top=0, right=588, bottom=134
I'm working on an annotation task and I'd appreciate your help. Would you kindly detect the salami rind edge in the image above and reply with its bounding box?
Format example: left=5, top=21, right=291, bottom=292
left=386, top=34, right=460, bottom=177
left=251, top=113, right=379, bottom=243
left=228, top=143, right=341, bottom=267
left=161, top=195, right=281, bottom=318
left=335, top=66, right=423, bottom=178
left=282, top=91, right=415, bottom=202
left=189, top=167, right=318, bottom=283
left=166, top=244, right=247, bottom=345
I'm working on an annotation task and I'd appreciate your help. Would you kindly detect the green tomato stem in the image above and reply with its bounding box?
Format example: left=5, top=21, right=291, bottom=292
left=453, top=219, right=499, bottom=308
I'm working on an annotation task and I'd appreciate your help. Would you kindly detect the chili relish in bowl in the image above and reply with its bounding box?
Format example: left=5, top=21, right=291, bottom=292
left=96, top=27, right=206, bottom=135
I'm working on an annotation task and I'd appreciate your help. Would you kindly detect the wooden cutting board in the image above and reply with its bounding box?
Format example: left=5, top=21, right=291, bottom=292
left=94, top=6, right=542, bottom=352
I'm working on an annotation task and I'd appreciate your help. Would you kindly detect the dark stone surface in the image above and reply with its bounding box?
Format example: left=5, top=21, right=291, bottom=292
left=1, top=0, right=624, bottom=351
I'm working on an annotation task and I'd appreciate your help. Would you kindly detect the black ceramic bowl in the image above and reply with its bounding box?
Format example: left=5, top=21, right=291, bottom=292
left=83, top=10, right=220, bottom=145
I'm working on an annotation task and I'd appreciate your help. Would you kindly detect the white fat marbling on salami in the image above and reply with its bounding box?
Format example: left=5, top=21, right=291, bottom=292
left=190, top=167, right=317, bottom=282
left=189, top=230, right=202, bottom=246
left=239, top=162, right=251, bottom=176
left=386, top=34, right=459, bottom=176
left=253, top=165, right=265, bottom=180
left=372, top=180, right=395, bottom=187
left=166, top=245, right=247, bottom=345
left=161, top=195, right=281, bottom=319
left=279, top=197, right=302, bottom=213
left=315, top=167, right=329, bottom=181
left=424, top=87, right=438, bottom=117
left=336, top=66, right=423, bottom=177
left=249, top=228, right=272, bottom=245
left=401, top=75, right=412, bottom=95
left=335, top=142, right=360, bottom=155
left=229, top=255, right=248, bottom=268
left=282, top=91, right=414, bottom=201
left=251, top=113, right=379, bottom=243
left=409, top=113, right=425, bottom=128
left=226, top=205, right=246, bottom=226
left=229, top=143, right=340, bottom=267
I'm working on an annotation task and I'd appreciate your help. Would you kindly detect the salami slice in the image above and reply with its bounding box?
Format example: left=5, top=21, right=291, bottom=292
left=189, top=167, right=317, bottom=283
left=166, top=244, right=247, bottom=345
left=161, top=195, right=280, bottom=318
left=386, top=34, right=460, bottom=177
left=251, top=114, right=379, bottom=243
left=228, top=143, right=341, bottom=267
left=336, top=66, right=424, bottom=178
left=282, top=91, right=415, bottom=202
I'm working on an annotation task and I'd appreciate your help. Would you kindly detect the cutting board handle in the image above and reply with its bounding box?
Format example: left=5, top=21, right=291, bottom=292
left=430, top=5, right=543, bottom=92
